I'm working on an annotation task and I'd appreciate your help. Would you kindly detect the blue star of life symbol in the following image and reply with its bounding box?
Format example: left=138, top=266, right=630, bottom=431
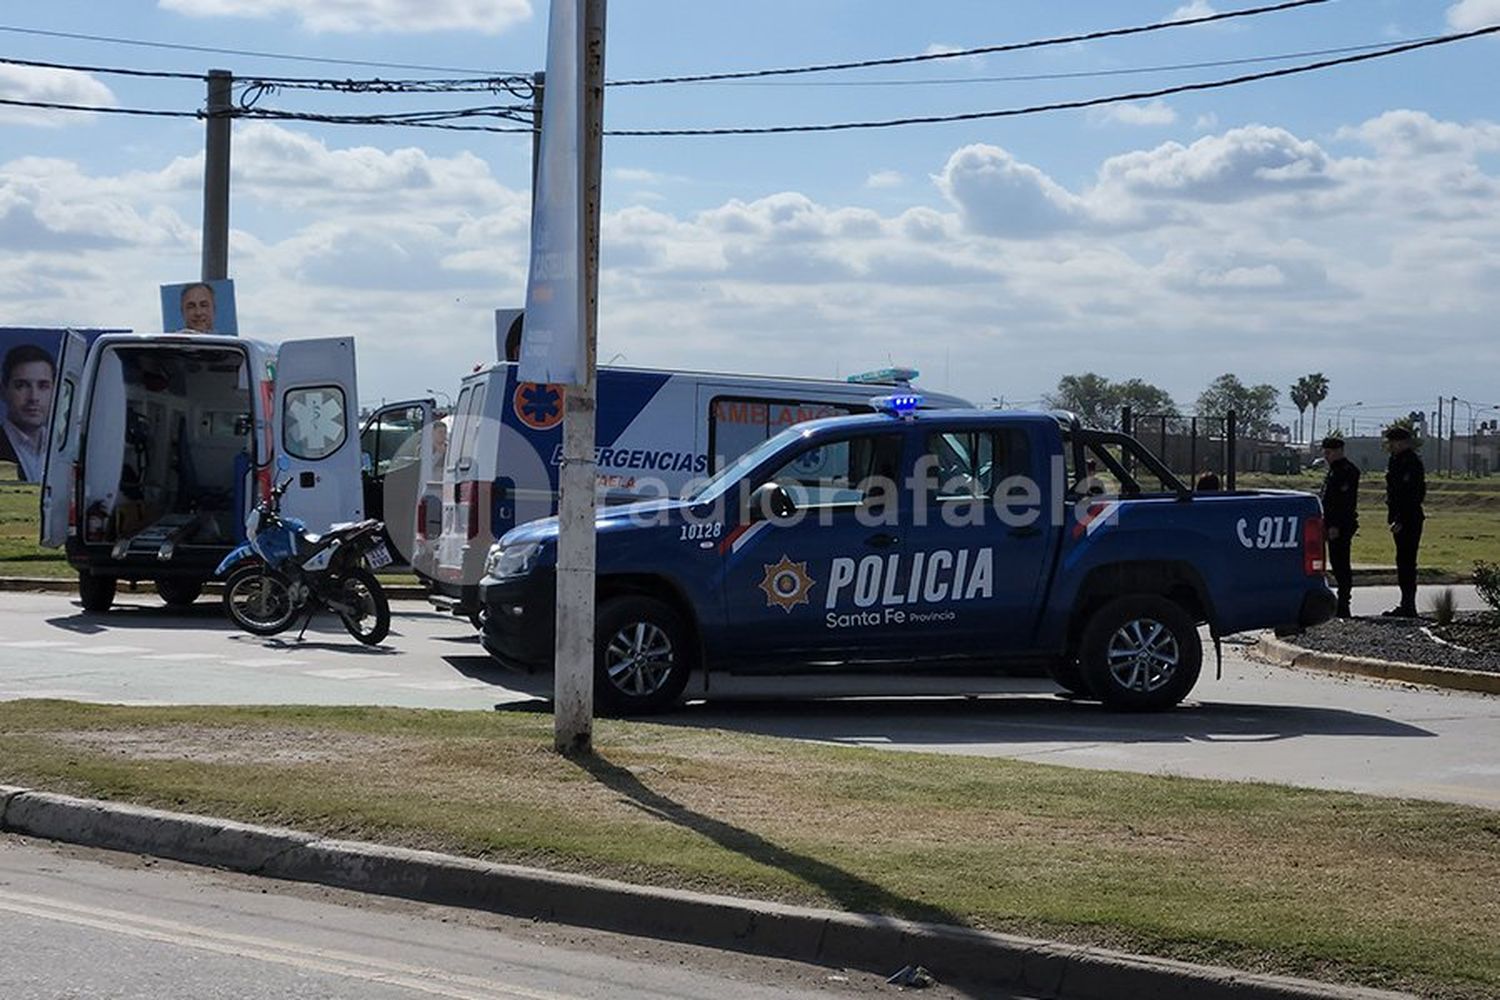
left=519, top=383, right=564, bottom=429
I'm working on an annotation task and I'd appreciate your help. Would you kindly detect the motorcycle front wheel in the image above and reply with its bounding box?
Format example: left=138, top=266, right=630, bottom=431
left=337, top=568, right=390, bottom=646
left=223, top=566, right=298, bottom=636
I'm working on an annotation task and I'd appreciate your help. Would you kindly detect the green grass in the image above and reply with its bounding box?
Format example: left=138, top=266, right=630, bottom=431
left=1, top=701, right=1497, bottom=999
left=1238, top=472, right=1500, bottom=574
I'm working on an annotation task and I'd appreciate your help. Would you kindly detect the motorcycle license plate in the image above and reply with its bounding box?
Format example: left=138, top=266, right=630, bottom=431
left=365, top=543, right=393, bottom=570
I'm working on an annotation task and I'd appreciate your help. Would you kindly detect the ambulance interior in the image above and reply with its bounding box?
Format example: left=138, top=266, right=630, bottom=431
left=82, top=344, right=254, bottom=551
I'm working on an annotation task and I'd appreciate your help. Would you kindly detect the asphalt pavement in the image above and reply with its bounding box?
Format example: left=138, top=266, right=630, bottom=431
left=0, top=585, right=1496, bottom=808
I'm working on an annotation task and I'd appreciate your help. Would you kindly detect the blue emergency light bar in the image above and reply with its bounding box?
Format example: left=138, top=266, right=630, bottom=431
left=872, top=393, right=924, bottom=417
left=847, top=367, right=920, bottom=386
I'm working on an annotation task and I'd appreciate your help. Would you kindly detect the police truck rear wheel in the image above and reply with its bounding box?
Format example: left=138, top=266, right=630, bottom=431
left=78, top=573, right=116, bottom=613
left=594, top=596, right=693, bottom=715
left=1079, top=596, right=1201, bottom=711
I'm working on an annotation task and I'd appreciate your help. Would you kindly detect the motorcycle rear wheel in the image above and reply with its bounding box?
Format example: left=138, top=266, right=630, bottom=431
left=338, top=568, right=390, bottom=646
left=223, top=566, right=298, bottom=636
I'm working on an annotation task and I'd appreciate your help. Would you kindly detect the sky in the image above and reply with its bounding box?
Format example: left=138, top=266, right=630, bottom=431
left=1, top=0, right=1498, bottom=437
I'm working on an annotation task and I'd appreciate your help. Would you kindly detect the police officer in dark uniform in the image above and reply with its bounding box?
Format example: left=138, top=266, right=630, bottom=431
left=1320, top=435, right=1359, bottom=618
left=1383, top=425, right=1426, bottom=617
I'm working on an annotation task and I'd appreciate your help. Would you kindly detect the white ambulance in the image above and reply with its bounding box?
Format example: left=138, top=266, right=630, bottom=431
left=39, top=331, right=372, bottom=612
left=415, top=363, right=967, bottom=623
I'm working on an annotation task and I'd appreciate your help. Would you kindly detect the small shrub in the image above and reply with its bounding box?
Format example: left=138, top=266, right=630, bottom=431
left=1474, top=561, right=1500, bottom=614
left=1430, top=587, right=1458, bottom=626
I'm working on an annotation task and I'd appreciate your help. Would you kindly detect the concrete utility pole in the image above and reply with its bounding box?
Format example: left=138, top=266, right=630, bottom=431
left=201, top=69, right=233, bottom=281
left=552, top=0, right=606, bottom=754
left=531, top=71, right=545, bottom=199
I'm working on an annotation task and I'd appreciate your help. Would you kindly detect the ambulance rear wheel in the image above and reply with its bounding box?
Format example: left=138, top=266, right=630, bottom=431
left=78, top=573, right=117, bottom=613
left=156, top=577, right=204, bottom=608
left=595, top=596, right=694, bottom=715
left=1079, top=596, right=1201, bottom=711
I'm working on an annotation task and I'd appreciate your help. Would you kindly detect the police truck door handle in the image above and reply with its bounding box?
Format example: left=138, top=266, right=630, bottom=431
left=1009, top=526, right=1041, bottom=538
left=865, top=533, right=899, bottom=549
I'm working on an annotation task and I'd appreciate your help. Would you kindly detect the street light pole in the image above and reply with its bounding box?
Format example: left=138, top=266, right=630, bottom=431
left=1332, top=401, right=1363, bottom=435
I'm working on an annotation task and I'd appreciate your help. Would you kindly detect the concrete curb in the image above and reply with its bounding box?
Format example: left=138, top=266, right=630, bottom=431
left=1253, top=635, right=1500, bottom=696
left=0, top=787, right=1410, bottom=1000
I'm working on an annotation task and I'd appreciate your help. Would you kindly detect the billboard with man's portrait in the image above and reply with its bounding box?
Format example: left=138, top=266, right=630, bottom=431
left=160, top=278, right=238, bottom=335
left=0, top=327, right=123, bottom=483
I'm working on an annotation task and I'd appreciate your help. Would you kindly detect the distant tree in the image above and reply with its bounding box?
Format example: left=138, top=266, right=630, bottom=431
left=1305, top=372, right=1329, bottom=438
left=1289, top=377, right=1312, bottom=445
left=1196, top=374, right=1280, bottom=439
left=1115, top=378, right=1178, bottom=419
left=1044, top=373, right=1176, bottom=430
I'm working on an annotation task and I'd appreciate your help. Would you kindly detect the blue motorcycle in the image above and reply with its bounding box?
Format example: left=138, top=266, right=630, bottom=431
left=215, top=477, right=392, bottom=645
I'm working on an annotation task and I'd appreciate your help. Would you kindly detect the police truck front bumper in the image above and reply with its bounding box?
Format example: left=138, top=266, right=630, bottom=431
left=478, top=569, right=556, bottom=670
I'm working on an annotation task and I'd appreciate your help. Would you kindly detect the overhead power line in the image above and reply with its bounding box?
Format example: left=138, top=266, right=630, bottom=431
left=713, top=38, right=1437, bottom=88
left=0, top=23, right=522, bottom=76
left=0, top=54, right=206, bottom=81
left=0, top=25, right=1492, bottom=137
left=607, top=0, right=1333, bottom=86
left=608, top=26, right=1500, bottom=137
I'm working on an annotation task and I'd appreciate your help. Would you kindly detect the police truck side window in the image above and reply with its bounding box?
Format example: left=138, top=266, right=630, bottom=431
left=767, top=434, right=901, bottom=509
left=926, top=430, right=1029, bottom=501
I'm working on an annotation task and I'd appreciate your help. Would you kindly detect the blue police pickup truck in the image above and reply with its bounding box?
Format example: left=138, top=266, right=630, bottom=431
left=478, top=398, right=1335, bottom=714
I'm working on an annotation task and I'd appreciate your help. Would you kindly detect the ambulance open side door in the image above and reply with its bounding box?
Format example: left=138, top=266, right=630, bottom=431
left=38, top=330, right=89, bottom=548
left=273, top=337, right=363, bottom=531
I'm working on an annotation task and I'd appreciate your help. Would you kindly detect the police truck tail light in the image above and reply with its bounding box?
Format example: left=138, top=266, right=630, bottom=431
left=1304, top=515, right=1325, bottom=576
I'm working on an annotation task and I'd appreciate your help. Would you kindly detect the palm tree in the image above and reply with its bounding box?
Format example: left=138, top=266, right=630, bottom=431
left=1289, top=378, right=1311, bottom=446
left=1305, top=373, right=1330, bottom=438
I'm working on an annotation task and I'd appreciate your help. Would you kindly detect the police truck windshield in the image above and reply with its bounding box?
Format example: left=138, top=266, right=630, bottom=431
left=682, top=426, right=807, bottom=503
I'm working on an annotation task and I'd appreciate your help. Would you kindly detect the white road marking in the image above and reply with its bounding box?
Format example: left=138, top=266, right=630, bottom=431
left=69, top=645, right=152, bottom=657
left=0, top=640, right=81, bottom=649
left=227, top=658, right=310, bottom=668
left=301, top=668, right=402, bottom=681
left=139, top=652, right=226, bottom=662
left=0, top=892, right=575, bottom=1000
left=0, top=689, right=98, bottom=700
left=396, top=680, right=490, bottom=691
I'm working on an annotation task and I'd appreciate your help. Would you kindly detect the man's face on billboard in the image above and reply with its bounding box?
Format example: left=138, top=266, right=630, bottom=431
left=3, top=361, right=54, bottom=433
left=182, top=286, right=215, bottom=332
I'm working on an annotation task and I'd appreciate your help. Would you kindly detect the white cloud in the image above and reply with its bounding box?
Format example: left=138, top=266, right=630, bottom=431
left=1195, top=113, right=1220, bottom=131
left=1165, top=1, right=1217, bottom=23
left=1447, top=0, right=1500, bottom=30
left=1093, top=100, right=1179, bottom=127
left=935, top=144, right=1084, bottom=238
left=0, top=66, right=116, bottom=127
left=3, top=113, right=1499, bottom=413
left=158, top=0, right=530, bottom=33
left=865, top=170, right=904, bottom=189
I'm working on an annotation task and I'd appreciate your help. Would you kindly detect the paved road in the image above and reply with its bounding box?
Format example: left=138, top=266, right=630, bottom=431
left=0, top=835, right=978, bottom=999
left=1, top=585, right=1496, bottom=809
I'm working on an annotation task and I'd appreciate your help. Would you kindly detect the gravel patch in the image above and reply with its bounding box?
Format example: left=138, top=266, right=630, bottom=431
left=1296, top=613, right=1500, bottom=674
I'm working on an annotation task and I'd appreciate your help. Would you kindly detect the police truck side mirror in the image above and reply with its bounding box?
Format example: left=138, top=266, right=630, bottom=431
left=748, top=482, right=797, bottom=523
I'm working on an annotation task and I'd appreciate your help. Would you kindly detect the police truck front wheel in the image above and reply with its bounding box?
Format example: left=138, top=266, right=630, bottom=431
left=78, top=572, right=116, bottom=613
left=594, top=596, right=694, bottom=715
left=1078, top=596, right=1202, bottom=711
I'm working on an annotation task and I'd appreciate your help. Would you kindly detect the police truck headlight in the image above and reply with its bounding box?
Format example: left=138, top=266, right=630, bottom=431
left=487, top=541, right=541, bottom=579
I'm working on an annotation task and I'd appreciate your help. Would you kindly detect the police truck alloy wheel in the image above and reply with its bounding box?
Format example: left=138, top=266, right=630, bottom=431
left=337, top=568, right=391, bottom=646
left=1079, top=596, right=1202, bottom=711
left=77, top=573, right=116, bottom=613
left=223, top=566, right=298, bottom=635
left=594, top=596, right=693, bottom=715
left=156, top=577, right=204, bottom=608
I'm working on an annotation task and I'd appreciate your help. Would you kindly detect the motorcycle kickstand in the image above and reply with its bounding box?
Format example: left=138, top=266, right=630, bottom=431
left=295, top=607, right=317, bottom=641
